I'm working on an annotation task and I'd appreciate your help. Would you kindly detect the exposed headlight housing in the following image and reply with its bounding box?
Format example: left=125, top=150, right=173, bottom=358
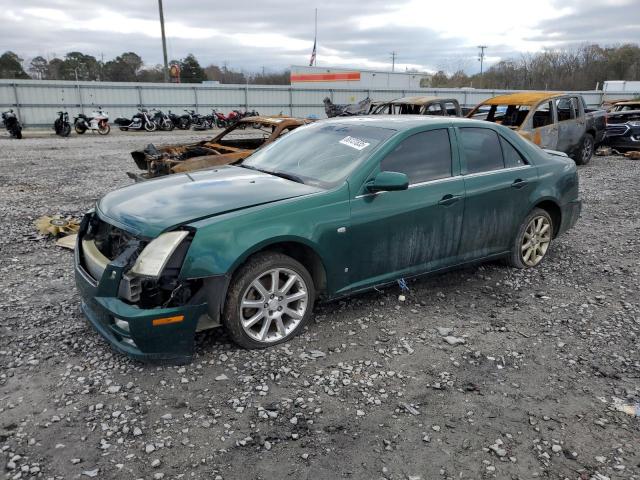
left=130, top=231, right=189, bottom=278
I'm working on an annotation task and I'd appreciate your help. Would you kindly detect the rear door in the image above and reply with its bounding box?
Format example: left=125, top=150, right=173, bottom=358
left=456, top=127, right=538, bottom=261
left=555, top=96, right=583, bottom=152
left=526, top=101, right=559, bottom=149
left=347, top=128, right=464, bottom=290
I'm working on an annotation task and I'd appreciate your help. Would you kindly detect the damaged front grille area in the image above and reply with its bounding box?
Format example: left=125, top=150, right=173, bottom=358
left=81, top=214, right=202, bottom=309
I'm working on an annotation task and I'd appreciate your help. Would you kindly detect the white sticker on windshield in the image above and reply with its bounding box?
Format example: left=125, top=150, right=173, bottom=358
left=339, top=136, right=370, bottom=151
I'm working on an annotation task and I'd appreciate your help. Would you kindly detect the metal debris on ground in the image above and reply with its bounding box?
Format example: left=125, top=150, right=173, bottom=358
left=56, top=233, right=77, bottom=250
left=34, top=215, right=80, bottom=236
left=624, top=151, right=640, bottom=160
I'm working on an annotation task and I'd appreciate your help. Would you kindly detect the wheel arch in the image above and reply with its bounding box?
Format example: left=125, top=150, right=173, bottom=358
left=230, top=237, right=329, bottom=297
left=532, top=198, right=562, bottom=237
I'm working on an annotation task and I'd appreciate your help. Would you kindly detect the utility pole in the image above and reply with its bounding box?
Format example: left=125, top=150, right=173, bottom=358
left=477, top=45, right=487, bottom=79
left=390, top=51, right=397, bottom=72
left=158, top=0, right=169, bottom=83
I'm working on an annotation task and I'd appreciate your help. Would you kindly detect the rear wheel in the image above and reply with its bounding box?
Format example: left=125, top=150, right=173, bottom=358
left=61, top=123, right=71, bottom=137
left=508, top=208, right=553, bottom=269
left=75, top=124, right=86, bottom=134
left=574, top=133, right=594, bottom=165
left=223, top=252, right=315, bottom=349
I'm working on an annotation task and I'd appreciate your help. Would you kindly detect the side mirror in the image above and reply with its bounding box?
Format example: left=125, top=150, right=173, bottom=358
left=366, top=171, right=409, bottom=193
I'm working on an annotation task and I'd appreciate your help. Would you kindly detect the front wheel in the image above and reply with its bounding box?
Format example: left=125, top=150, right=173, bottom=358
left=144, top=121, right=156, bottom=132
left=223, top=252, right=315, bottom=349
left=508, top=208, right=553, bottom=269
left=14, top=128, right=22, bottom=139
left=98, top=123, right=110, bottom=135
left=61, top=123, right=71, bottom=137
left=75, top=124, right=86, bottom=134
left=573, top=133, right=594, bottom=165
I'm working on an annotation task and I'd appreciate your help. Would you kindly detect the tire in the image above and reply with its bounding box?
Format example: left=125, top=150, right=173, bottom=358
left=144, top=121, right=156, bottom=132
left=507, top=208, right=553, bottom=269
left=178, top=118, right=191, bottom=130
left=574, top=133, right=594, bottom=165
left=14, top=128, right=22, bottom=139
left=120, top=127, right=128, bottom=131
left=75, top=124, right=86, bottom=135
left=223, top=252, right=316, bottom=349
left=62, top=123, right=71, bottom=137
left=98, top=123, right=110, bottom=135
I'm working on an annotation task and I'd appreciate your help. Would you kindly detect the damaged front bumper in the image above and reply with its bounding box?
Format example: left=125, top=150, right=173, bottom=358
left=74, top=213, right=211, bottom=364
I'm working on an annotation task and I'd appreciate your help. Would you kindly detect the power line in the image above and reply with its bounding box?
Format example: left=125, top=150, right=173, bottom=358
left=158, top=0, right=169, bottom=83
left=477, top=45, right=487, bottom=78
left=390, top=51, right=397, bottom=72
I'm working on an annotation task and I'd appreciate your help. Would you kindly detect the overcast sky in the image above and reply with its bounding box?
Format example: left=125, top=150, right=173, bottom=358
left=2, top=0, right=639, bottom=74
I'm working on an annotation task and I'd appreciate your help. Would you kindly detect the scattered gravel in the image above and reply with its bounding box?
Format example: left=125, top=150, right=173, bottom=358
left=1, top=131, right=639, bottom=479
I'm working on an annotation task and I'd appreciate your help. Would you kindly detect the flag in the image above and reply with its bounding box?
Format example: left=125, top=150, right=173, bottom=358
left=309, top=39, right=316, bottom=66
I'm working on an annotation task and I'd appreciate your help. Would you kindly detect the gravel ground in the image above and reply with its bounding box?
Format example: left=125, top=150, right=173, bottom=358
left=1, top=130, right=639, bottom=480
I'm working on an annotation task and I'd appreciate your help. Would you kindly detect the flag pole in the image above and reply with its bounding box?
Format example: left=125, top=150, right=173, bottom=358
left=314, top=8, right=317, bottom=66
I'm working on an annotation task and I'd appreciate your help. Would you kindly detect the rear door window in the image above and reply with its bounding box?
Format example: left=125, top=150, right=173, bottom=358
left=499, top=136, right=527, bottom=167
left=425, top=103, right=444, bottom=115
left=380, top=129, right=452, bottom=184
left=459, top=128, right=505, bottom=174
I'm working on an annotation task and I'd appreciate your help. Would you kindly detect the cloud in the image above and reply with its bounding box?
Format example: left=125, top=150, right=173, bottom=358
left=1, top=0, right=637, bottom=74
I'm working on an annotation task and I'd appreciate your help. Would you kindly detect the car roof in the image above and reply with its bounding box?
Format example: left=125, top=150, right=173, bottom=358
left=319, top=115, right=486, bottom=130
left=240, top=116, right=310, bottom=127
left=480, top=91, right=565, bottom=106
left=386, top=96, right=452, bottom=105
left=612, top=100, right=640, bottom=106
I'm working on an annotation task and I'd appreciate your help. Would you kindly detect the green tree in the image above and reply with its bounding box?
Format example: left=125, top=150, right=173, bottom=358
left=0, top=51, right=29, bottom=79
left=179, top=54, right=206, bottom=83
left=29, top=56, right=49, bottom=79
left=103, top=52, right=143, bottom=81
left=60, top=52, right=101, bottom=81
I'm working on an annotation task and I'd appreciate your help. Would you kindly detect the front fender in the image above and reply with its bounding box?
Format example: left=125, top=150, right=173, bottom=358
left=178, top=185, right=351, bottom=295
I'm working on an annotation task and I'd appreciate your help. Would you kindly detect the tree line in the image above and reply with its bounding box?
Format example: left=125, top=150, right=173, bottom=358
left=429, top=44, right=640, bottom=90
left=1, top=44, right=639, bottom=89
left=0, top=51, right=291, bottom=85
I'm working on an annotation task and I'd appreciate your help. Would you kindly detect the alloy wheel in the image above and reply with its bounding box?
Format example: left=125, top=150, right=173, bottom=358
left=239, top=268, right=308, bottom=343
left=521, top=215, right=551, bottom=267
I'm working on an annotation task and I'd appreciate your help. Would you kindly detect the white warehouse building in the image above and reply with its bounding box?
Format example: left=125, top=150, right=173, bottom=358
left=290, top=65, right=432, bottom=89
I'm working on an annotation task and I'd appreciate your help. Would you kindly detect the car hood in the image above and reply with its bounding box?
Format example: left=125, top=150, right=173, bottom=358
left=97, top=166, right=323, bottom=237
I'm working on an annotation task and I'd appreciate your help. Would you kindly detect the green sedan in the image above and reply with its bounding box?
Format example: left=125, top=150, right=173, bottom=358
left=75, top=117, right=581, bottom=363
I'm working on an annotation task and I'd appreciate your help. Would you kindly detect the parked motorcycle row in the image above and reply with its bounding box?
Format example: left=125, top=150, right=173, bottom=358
left=114, top=108, right=259, bottom=132
left=2, top=107, right=259, bottom=139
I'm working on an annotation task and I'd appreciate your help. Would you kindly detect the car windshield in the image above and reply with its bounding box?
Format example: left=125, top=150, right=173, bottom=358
left=240, top=122, right=395, bottom=188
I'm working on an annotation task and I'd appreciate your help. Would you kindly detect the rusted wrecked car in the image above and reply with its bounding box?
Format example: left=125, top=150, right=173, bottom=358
left=467, top=92, right=606, bottom=165
left=129, top=116, right=312, bottom=180
left=369, top=96, right=462, bottom=116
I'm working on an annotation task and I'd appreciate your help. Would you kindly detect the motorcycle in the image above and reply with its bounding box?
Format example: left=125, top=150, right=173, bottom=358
left=151, top=109, right=174, bottom=131
left=168, top=110, right=191, bottom=130
left=191, top=110, right=214, bottom=130
left=53, top=111, right=71, bottom=137
left=74, top=107, right=110, bottom=135
left=1, top=109, right=22, bottom=139
left=114, top=109, right=156, bottom=132
left=210, top=109, right=240, bottom=129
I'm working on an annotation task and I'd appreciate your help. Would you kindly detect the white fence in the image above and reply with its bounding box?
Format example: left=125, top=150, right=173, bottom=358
left=0, top=79, right=637, bottom=128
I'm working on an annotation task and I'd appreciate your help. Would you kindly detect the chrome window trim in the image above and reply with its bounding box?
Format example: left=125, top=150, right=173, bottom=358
left=463, top=164, right=532, bottom=179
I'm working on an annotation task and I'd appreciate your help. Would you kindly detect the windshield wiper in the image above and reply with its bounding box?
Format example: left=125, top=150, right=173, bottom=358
left=238, top=164, right=305, bottom=184
left=268, top=170, right=305, bottom=184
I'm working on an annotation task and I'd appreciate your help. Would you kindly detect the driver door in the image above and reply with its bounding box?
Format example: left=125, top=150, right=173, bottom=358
left=345, top=128, right=465, bottom=292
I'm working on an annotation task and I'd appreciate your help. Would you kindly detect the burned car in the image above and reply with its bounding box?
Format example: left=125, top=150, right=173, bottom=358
left=467, top=92, right=606, bottom=164
left=369, top=96, right=462, bottom=116
left=603, top=100, right=640, bottom=151
left=76, top=116, right=581, bottom=363
left=129, top=116, right=312, bottom=180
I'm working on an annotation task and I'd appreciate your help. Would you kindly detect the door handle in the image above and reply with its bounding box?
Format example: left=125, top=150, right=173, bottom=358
left=512, top=179, right=528, bottom=189
left=438, top=194, right=460, bottom=206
